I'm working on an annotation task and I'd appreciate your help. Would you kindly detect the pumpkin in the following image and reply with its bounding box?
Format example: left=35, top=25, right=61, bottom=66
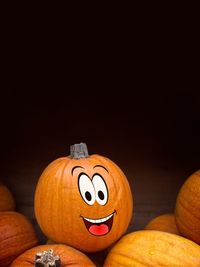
left=0, top=183, right=15, bottom=211
left=34, top=143, right=133, bottom=252
left=145, top=213, right=180, bottom=235
left=103, top=230, right=200, bottom=267
left=10, top=244, right=96, bottom=267
left=175, top=169, right=200, bottom=244
left=0, top=211, right=38, bottom=266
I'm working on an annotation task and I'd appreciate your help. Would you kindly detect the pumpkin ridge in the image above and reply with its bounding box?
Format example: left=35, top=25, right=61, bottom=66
left=179, top=182, right=200, bottom=201
left=46, top=173, right=55, bottom=237
left=148, top=230, right=199, bottom=249
left=12, top=251, right=37, bottom=265
left=23, top=258, right=34, bottom=265
left=1, top=232, right=36, bottom=244
left=110, top=158, right=133, bottom=220
left=132, top=230, right=198, bottom=249
left=111, top=251, right=148, bottom=266
left=177, top=198, right=200, bottom=222
left=0, top=230, right=37, bottom=244
left=1, top=240, right=38, bottom=257
left=60, top=160, right=72, bottom=240
left=174, top=170, right=200, bottom=245
left=120, top=236, right=185, bottom=265
left=40, top=158, right=67, bottom=178
left=45, top=159, right=70, bottom=239
left=175, top=214, right=200, bottom=241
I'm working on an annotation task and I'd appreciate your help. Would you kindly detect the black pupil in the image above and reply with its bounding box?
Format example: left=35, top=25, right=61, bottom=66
left=98, top=191, right=104, bottom=200
left=85, top=191, right=92, bottom=201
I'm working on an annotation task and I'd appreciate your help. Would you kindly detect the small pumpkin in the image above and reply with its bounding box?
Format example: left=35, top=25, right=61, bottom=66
left=10, top=244, right=96, bottom=267
left=34, top=143, right=133, bottom=252
left=0, top=183, right=15, bottom=211
left=145, top=213, right=180, bottom=235
left=103, top=230, right=200, bottom=267
left=175, top=170, right=200, bottom=244
left=0, top=211, right=38, bottom=266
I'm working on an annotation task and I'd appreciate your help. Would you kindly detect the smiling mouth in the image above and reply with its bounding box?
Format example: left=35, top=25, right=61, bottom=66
left=81, top=210, right=116, bottom=236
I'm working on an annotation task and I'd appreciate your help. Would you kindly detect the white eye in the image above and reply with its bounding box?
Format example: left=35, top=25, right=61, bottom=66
left=92, top=174, right=108, bottom=205
left=78, top=173, right=95, bottom=205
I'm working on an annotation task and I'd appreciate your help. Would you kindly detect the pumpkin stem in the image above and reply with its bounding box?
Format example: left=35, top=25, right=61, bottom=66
left=35, top=249, right=61, bottom=267
left=70, top=143, right=89, bottom=159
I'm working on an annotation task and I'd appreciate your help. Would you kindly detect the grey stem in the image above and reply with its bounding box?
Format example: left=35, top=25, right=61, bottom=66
left=70, top=143, right=89, bottom=159
left=34, top=250, right=61, bottom=267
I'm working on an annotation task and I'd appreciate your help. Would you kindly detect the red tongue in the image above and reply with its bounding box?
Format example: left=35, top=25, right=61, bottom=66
left=89, top=224, right=109, bottom=236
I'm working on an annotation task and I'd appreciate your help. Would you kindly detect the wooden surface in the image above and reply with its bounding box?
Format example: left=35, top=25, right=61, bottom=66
left=2, top=155, right=197, bottom=267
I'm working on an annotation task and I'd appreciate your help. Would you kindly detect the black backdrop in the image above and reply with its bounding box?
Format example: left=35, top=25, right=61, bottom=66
left=1, top=88, right=200, bottom=170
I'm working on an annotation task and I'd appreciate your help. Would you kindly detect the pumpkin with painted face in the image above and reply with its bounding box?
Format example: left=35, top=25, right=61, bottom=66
left=34, top=143, right=133, bottom=252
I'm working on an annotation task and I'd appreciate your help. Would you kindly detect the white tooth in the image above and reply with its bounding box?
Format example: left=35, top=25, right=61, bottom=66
left=84, top=213, right=114, bottom=224
left=102, top=217, right=108, bottom=222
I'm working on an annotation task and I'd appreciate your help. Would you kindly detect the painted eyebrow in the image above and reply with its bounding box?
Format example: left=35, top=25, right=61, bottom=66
left=71, top=166, right=85, bottom=175
left=93, top=165, right=109, bottom=173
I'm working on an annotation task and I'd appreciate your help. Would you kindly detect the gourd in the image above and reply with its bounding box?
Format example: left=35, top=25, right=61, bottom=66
left=145, top=213, right=179, bottom=235
left=0, top=211, right=38, bottom=266
left=34, top=143, right=133, bottom=252
left=103, top=230, right=200, bottom=267
left=0, top=183, right=15, bottom=211
left=175, top=169, right=200, bottom=244
left=10, top=244, right=95, bottom=267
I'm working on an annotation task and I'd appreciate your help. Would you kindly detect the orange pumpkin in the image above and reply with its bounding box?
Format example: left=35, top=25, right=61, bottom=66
left=0, top=211, right=38, bottom=266
left=34, top=143, right=133, bottom=252
left=145, top=213, right=180, bottom=235
left=103, top=230, right=200, bottom=266
left=175, top=169, right=200, bottom=244
left=0, top=183, right=15, bottom=211
left=10, top=244, right=95, bottom=267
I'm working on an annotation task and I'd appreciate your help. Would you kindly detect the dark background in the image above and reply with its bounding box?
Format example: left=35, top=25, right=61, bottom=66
left=1, top=88, right=200, bottom=265
left=1, top=88, right=200, bottom=165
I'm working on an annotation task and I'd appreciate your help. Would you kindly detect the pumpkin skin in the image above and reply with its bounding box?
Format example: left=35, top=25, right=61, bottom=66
left=145, top=213, right=180, bottom=235
left=103, top=230, right=200, bottom=267
left=0, top=183, right=15, bottom=211
left=34, top=143, right=133, bottom=252
left=0, top=211, right=38, bottom=266
left=10, top=244, right=96, bottom=267
left=175, top=170, right=200, bottom=244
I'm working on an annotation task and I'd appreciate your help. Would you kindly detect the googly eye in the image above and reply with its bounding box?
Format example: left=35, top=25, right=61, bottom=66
left=78, top=173, right=95, bottom=205
left=92, top=174, right=108, bottom=205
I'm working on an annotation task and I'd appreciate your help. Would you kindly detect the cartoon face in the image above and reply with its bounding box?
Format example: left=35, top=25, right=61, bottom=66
left=35, top=155, right=133, bottom=252
left=74, top=166, right=116, bottom=236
